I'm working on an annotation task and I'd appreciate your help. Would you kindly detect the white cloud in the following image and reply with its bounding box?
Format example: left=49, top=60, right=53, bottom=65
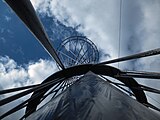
left=0, top=56, right=58, bottom=89
left=31, top=0, right=160, bottom=60
left=4, top=15, right=11, bottom=22
left=3, top=0, right=160, bottom=118
left=32, top=0, right=160, bottom=70
left=30, top=0, right=160, bottom=112
left=0, top=0, right=157, bottom=117
left=28, top=59, right=58, bottom=84
left=30, top=0, right=159, bottom=65
left=31, top=0, right=50, bottom=14
left=139, top=0, right=160, bottom=49
left=133, top=1, right=160, bottom=109
left=31, top=0, right=121, bottom=60
left=0, top=56, right=58, bottom=119
left=135, top=0, right=160, bottom=70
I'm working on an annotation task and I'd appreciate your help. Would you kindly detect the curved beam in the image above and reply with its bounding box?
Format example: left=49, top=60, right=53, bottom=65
left=26, top=64, right=147, bottom=117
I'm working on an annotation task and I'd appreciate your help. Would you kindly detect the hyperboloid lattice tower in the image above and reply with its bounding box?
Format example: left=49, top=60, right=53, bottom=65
left=0, top=0, right=160, bottom=120
left=57, top=36, right=99, bottom=68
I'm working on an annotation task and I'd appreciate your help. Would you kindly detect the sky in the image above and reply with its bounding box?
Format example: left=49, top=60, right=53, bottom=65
left=0, top=0, right=160, bottom=119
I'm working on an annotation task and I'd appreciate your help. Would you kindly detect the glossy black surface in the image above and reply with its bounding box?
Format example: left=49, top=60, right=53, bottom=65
left=26, top=72, right=160, bottom=120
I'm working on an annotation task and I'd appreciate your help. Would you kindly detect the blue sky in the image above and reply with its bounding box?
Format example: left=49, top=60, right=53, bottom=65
left=0, top=0, right=49, bottom=64
left=0, top=0, right=160, bottom=119
left=0, top=0, right=81, bottom=65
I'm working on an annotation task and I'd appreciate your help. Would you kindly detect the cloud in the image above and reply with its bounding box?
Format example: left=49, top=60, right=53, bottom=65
left=30, top=0, right=51, bottom=14
left=31, top=0, right=160, bottom=58
left=30, top=0, right=159, bottom=66
left=31, top=0, right=121, bottom=61
left=0, top=56, right=58, bottom=89
left=134, top=0, right=160, bottom=70
left=30, top=0, right=160, bottom=112
left=0, top=56, right=58, bottom=119
left=4, top=15, right=11, bottom=22
left=133, top=1, right=160, bottom=109
left=28, top=59, right=58, bottom=84
left=1, top=37, right=6, bottom=43
left=1, top=0, right=158, bottom=117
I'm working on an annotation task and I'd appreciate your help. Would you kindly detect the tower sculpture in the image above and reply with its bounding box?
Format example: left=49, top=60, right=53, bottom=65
left=0, top=0, right=160, bottom=120
left=57, top=36, right=99, bottom=68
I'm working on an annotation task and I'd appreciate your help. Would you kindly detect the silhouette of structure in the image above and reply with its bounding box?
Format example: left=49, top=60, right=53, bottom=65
left=0, top=0, right=160, bottom=120
left=57, top=36, right=99, bottom=68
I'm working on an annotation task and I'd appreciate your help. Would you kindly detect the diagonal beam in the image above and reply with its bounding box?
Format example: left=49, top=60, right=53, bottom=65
left=144, top=103, right=160, bottom=112
left=0, top=81, right=63, bottom=119
left=0, top=77, right=64, bottom=106
left=121, top=71, right=160, bottom=75
left=22, top=81, right=63, bottom=119
left=4, top=0, right=65, bottom=69
left=100, top=75, right=135, bottom=96
left=0, top=84, right=40, bottom=95
left=98, top=48, right=160, bottom=65
left=135, top=84, right=160, bottom=94
left=116, top=71, right=160, bottom=79
left=0, top=93, right=39, bottom=119
left=115, top=73, right=160, bottom=79
left=101, top=74, right=160, bottom=94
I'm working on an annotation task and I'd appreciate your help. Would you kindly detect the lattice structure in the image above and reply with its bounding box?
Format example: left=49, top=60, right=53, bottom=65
left=57, top=36, right=99, bottom=68
left=0, top=0, right=160, bottom=120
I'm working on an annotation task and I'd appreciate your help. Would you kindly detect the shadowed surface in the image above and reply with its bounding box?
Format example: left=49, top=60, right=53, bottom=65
left=26, top=72, right=160, bottom=120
